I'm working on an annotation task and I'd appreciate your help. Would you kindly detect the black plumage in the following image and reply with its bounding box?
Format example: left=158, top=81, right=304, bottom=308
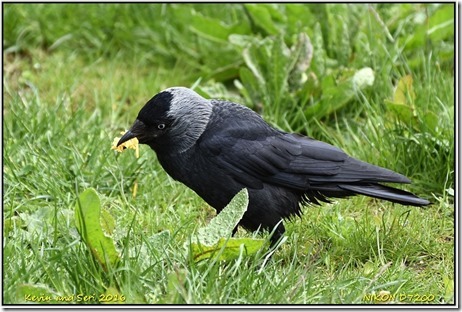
left=118, top=87, right=430, bottom=245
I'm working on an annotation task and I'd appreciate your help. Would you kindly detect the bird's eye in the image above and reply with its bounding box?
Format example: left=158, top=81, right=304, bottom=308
left=157, top=123, right=166, bottom=130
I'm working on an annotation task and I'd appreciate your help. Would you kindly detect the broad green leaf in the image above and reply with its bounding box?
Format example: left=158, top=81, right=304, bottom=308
left=338, top=19, right=351, bottom=65
left=244, top=4, right=279, bottom=35
left=207, top=62, right=241, bottom=82
left=392, top=75, right=415, bottom=105
left=286, top=5, right=315, bottom=35
left=242, top=45, right=266, bottom=86
left=189, top=189, right=265, bottom=262
left=236, top=67, right=262, bottom=109
left=239, top=35, right=298, bottom=113
left=189, top=14, right=244, bottom=43
left=189, top=14, right=231, bottom=44
left=196, top=189, right=249, bottom=246
left=386, top=75, right=440, bottom=133
left=288, top=32, right=313, bottom=77
left=385, top=75, right=417, bottom=124
left=191, top=237, right=265, bottom=262
left=422, top=111, right=439, bottom=134
left=269, top=36, right=291, bottom=106
left=261, top=4, right=286, bottom=22
left=306, top=67, right=372, bottom=119
left=298, top=72, right=321, bottom=104
left=234, top=67, right=261, bottom=109
left=311, top=22, right=327, bottom=77
left=229, top=34, right=257, bottom=48
left=75, top=188, right=119, bottom=269
left=100, top=207, right=115, bottom=236
left=384, top=101, right=414, bottom=124
left=427, top=4, right=454, bottom=42
left=405, top=5, right=454, bottom=50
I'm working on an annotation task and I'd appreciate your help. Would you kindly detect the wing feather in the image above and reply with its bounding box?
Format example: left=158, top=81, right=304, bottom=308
left=199, top=102, right=409, bottom=191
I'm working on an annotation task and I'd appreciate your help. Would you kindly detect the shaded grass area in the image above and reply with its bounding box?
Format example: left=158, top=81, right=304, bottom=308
left=3, top=3, right=454, bottom=305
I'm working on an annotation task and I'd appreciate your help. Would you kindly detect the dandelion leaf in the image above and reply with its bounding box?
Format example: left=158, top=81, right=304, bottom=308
left=74, top=188, right=120, bottom=269
left=190, top=189, right=265, bottom=262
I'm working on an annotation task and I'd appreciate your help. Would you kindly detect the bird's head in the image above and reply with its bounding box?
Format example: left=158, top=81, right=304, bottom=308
left=117, top=87, right=213, bottom=153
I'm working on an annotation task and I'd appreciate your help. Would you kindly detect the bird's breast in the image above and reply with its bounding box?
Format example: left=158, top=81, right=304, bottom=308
left=156, top=149, right=241, bottom=211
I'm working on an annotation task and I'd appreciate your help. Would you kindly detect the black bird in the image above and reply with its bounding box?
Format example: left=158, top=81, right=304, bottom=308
left=118, top=87, right=430, bottom=245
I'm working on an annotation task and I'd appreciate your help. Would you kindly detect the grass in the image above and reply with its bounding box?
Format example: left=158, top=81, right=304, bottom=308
left=3, top=3, right=454, bottom=305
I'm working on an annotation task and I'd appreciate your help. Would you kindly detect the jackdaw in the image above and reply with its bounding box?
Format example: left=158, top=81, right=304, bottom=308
left=117, top=87, right=430, bottom=245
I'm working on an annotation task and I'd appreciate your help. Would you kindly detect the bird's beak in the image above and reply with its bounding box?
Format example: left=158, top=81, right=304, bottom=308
left=117, top=119, right=146, bottom=147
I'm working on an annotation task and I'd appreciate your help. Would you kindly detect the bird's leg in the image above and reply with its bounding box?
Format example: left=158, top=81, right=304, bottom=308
left=269, top=222, right=286, bottom=248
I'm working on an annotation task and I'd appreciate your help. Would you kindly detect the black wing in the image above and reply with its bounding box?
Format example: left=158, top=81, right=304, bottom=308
left=201, top=131, right=410, bottom=190
left=199, top=103, right=410, bottom=192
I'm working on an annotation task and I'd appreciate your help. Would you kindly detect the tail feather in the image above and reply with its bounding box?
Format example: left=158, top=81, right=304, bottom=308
left=338, top=184, right=430, bottom=206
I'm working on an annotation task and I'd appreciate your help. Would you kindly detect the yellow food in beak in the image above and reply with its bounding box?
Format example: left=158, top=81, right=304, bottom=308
left=111, top=130, right=140, bottom=158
